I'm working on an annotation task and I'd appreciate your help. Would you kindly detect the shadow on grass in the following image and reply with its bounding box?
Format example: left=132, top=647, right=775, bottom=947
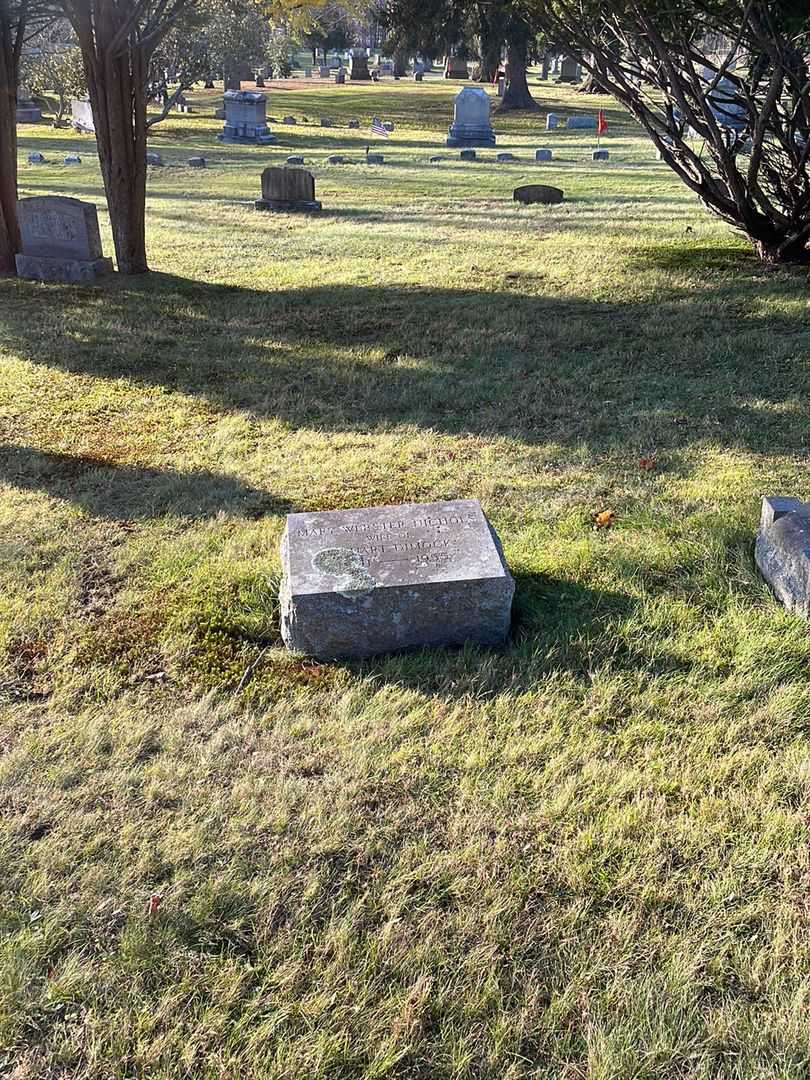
left=1, top=272, right=808, bottom=454
left=0, top=445, right=292, bottom=520
left=319, top=572, right=691, bottom=700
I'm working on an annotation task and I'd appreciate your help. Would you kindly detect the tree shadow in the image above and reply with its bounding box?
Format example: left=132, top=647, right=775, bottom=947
left=325, top=572, right=692, bottom=701
left=1, top=274, right=808, bottom=455
left=0, top=445, right=292, bottom=521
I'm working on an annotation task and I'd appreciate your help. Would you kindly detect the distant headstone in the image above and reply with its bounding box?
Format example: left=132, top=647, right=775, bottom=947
left=188, top=156, right=206, bottom=168
left=497, top=76, right=506, bottom=98
left=558, top=56, right=580, bottom=82
left=15, top=196, right=113, bottom=282
left=350, top=52, right=371, bottom=81
left=326, top=155, right=345, bottom=164
left=535, top=148, right=553, bottom=162
left=496, top=152, right=517, bottom=162
left=429, top=155, right=443, bottom=162
left=15, top=90, right=41, bottom=123
left=320, top=117, right=333, bottom=127
left=513, top=184, right=564, bottom=205
left=383, top=120, right=395, bottom=132
left=218, top=91, right=275, bottom=144
left=444, top=57, right=469, bottom=80
left=27, top=152, right=45, bottom=165
left=546, top=113, right=559, bottom=131
left=366, top=153, right=384, bottom=164
left=286, top=155, right=305, bottom=165
left=567, top=115, right=597, bottom=129
left=282, top=116, right=297, bottom=125
left=64, top=154, right=81, bottom=165
left=279, top=499, right=514, bottom=659
left=146, top=151, right=163, bottom=166
left=414, top=72, right=423, bottom=82
left=446, top=86, right=495, bottom=147
left=256, top=167, right=321, bottom=212
left=460, top=148, right=476, bottom=161
left=71, top=99, right=95, bottom=133
left=335, top=71, right=346, bottom=85
left=348, top=119, right=360, bottom=129
left=756, top=497, right=810, bottom=618
left=592, top=148, right=609, bottom=161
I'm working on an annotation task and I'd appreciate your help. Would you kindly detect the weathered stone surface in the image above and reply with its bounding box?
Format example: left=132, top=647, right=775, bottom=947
left=218, top=91, right=275, bottom=144
left=366, top=153, right=384, bottom=164
left=444, top=57, right=469, bottom=79
left=71, top=99, right=95, bottom=132
left=459, top=148, right=476, bottom=161
left=756, top=496, right=810, bottom=619
left=15, top=196, right=113, bottom=282
left=348, top=119, right=360, bottom=129
left=326, top=155, right=345, bottom=164
left=558, top=57, right=580, bottom=82
left=546, top=113, right=559, bottom=131
left=188, top=156, right=206, bottom=168
left=280, top=499, right=514, bottom=659
left=535, top=147, right=553, bottom=162
left=513, top=184, right=564, bottom=205
left=146, top=151, right=163, bottom=165
left=446, top=86, right=495, bottom=148
left=349, top=52, right=371, bottom=81
left=256, top=167, right=321, bottom=212
left=320, top=117, right=333, bottom=127
left=496, top=152, right=518, bottom=162
left=567, top=115, right=597, bottom=129
left=592, top=148, right=609, bottom=161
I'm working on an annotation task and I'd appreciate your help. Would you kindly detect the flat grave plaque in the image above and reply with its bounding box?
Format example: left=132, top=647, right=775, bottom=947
left=280, top=498, right=514, bottom=659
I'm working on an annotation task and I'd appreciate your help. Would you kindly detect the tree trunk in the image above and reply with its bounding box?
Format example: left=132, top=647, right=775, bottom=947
left=71, top=6, right=150, bottom=274
left=392, top=47, right=407, bottom=78
left=0, top=15, right=20, bottom=274
left=498, top=39, right=538, bottom=112
left=476, top=9, right=502, bottom=84
left=224, top=71, right=241, bottom=91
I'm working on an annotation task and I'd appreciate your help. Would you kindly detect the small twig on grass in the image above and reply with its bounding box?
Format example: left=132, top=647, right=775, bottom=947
left=235, top=646, right=269, bottom=695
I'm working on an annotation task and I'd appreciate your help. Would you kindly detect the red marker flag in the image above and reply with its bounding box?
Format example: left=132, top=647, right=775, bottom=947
left=597, top=109, right=608, bottom=137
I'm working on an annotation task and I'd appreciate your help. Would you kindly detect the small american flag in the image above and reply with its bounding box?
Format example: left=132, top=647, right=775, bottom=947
left=370, top=116, right=389, bottom=138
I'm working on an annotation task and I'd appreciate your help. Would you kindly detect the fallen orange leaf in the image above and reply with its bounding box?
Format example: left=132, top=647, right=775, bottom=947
left=594, top=510, right=616, bottom=529
left=639, top=455, right=657, bottom=471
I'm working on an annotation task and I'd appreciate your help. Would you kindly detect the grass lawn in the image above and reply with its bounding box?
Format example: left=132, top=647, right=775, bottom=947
left=1, top=74, right=810, bottom=1078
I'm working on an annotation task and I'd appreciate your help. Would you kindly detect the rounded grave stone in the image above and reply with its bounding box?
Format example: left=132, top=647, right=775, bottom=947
left=535, top=148, right=553, bottom=162
left=446, top=86, right=496, bottom=148
left=256, top=166, right=322, bottom=212
left=348, top=119, right=360, bottom=129
left=188, top=156, right=206, bottom=168
left=513, top=184, right=564, bottom=205
left=429, top=155, right=443, bottom=162
left=64, top=154, right=81, bottom=165
left=282, top=116, right=297, bottom=125
left=320, top=117, right=333, bottom=128
left=326, top=155, right=345, bottom=164
left=496, top=152, right=518, bottom=162
left=286, top=155, right=305, bottom=165
left=383, top=121, right=394, bottom=132
left=146, top=151, right=163, bottom=166
left=28, top=152, right=45, bottom=164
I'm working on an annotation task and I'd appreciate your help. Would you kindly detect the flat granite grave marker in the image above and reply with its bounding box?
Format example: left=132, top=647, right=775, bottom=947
left=592, top=148, right=609, bottom=161
left=514, top=184, right=564, bottom=205
left=755, top=496, right=810, bottom=619
left=255, top=167, right=321, bottom=212
left=446, top=86, right=496, bottom=147
left=567, top=115, right=597, bottom=129
left=535, top=147, right=553, bottom=162
left=15, top=196, right=113, bottom=282
left=280, top=499, right=514, bottom=659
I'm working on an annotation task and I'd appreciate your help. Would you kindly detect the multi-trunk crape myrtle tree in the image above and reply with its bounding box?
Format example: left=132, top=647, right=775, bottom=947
left=531, top=0, right=810, bottom=263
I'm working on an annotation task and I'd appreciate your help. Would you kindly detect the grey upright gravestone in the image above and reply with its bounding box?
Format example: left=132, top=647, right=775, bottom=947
left=755, top=496, right=810, bottom=619
left=255, top=167, right=322, bottom=212
left=15, top=196, right=113, bottom=282
left=280, top=499, right=514, bottom=659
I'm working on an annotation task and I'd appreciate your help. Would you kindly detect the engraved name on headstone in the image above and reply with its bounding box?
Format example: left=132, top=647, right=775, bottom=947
left=280, top=499, right=514, bottom=659
left=15, top=196, right=113, bottom=282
